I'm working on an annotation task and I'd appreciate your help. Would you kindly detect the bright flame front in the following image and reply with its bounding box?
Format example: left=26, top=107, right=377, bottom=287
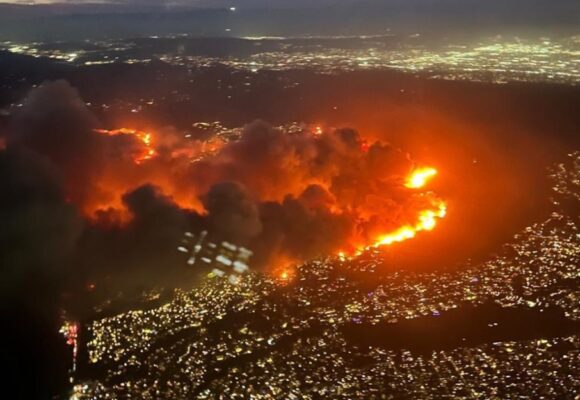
left=405, top=167, right=438, bottom=189
left=376, top=200, right=447, bottom=246
left=343, top=166, right=447, bottom=257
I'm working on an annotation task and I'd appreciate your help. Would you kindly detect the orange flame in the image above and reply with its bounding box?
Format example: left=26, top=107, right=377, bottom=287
left=94, top=128, right=157, bottom=164
left=275, top=267, right=296, bottom=285
left=375, top=200, right=447, bottom=246
left=342, top=166, right=447, bottom=258
left=375, top=167, right=446, bottom=248
left=405, top=167, right=437, bottom=189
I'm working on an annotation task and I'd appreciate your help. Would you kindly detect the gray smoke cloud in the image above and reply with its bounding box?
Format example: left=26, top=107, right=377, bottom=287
left=1, top=80, right=426, bottom=289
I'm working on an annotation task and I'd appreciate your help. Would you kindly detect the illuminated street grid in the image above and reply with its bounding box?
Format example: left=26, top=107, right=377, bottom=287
left=76, top=335, right=579, bottom=399
left=73, top=153, right=580, bottom=399
left=2, top=35, right=579, bottom=85
left=206, top=38, right=580, bottom=85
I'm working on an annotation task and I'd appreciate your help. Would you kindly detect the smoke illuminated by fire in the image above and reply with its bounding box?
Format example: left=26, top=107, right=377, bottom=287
left=5, top=79, right=451, bottom=272
left=94, top=128, right=157, bottom=164
left=339, top=167, right=447, bottom=258
left=90, top=125, right=448, bottom=263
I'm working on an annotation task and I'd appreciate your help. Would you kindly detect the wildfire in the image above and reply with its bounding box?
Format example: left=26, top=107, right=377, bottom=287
left=275, top=270, right=292, bottom=285
left=94, top=128, right=157, bottom=164
left=375, top=200, right=447, bottom=246
left=405, top=167, right=438, bottom=189
left=341, top=166, right=447, bottom=258
left=274, top=265, right=296, bottom=284
left=375, top=167, right=446, bottom=248
left=87, top=124, right=447, bottom=266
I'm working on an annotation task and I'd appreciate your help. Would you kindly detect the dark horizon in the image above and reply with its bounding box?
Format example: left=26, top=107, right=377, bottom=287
left=0, top=0, right=578, bottom=41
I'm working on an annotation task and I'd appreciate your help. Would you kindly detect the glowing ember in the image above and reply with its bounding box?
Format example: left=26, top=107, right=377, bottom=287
left=94, top=128, right=157, bottom=164
left=275, top=267, right=295, bottom=284
left=405, top=167, right=438, bottom=189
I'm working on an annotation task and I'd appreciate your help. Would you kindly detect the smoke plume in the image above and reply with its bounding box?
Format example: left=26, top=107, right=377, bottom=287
left=2, top=81, right=444, bottom=288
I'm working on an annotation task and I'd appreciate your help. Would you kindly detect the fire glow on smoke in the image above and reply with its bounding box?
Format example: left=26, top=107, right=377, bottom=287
left=94, top=128, right=157, bottom=164
left=5, top=80, right=458, bottom=290
left=90, top=120, right=447, bottom=268
left=339, top=167, right=447, bottom=260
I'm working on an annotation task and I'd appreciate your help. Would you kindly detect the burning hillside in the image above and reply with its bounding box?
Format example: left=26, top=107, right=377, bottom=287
left=2, top=81, right=448, bottom=277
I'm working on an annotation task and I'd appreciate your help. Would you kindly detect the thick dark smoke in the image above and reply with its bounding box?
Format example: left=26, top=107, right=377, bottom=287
left=1, top=80, right=444, bottom=328
left=3, top=81, right=426, bottom=284
left=184, top=120, right=424, bottom=264
left=0, top=79, right=435, bottom=397
left=0, top=146, right=82, bottom=399
left=7, top=80, right=157, bottom=213
left=0, top=83, right=158, bottom=398
left=254, top=191, right=355, bottom=266
left=0, top=147, right=81, bottom=299
left=76, top=184, right=193, bottom=294
left=203, top=182, right=263, bottom=244
left=8, top=80, right=104, bottom=206
left=189, top=122, right=387, bottom=201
